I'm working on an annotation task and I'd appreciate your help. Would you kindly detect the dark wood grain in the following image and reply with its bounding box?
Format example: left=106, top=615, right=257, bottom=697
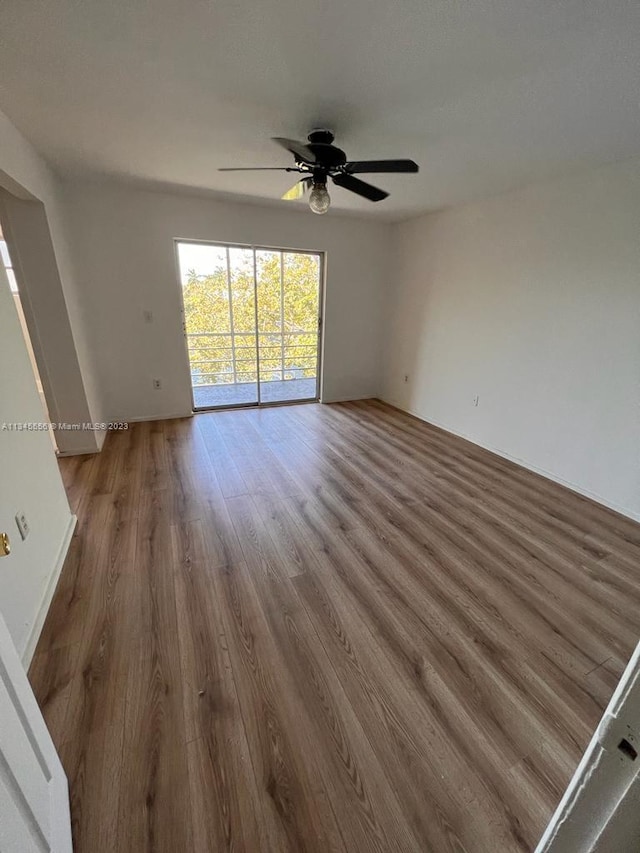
left=29, top=400, right=640, bottom=852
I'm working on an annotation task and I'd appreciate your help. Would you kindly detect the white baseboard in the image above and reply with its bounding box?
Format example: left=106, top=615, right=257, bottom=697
left=115, top=410, right=193, bottom=424
left=56, top=445, right=100, bottom=457
left=322, top=394, right=378, bottom=404
left=21, top=513, right=77, bottom=667
left=380, top=397, right=640, bottom=524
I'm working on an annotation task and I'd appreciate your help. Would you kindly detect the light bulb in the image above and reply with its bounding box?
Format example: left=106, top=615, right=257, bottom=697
left=309, top=182, right=330, bottom=215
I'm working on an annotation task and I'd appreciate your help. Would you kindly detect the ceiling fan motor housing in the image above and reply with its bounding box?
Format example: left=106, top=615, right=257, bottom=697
left=307, top=129, right=335, bottom=145
left=306, top=129, right=347, bottom=169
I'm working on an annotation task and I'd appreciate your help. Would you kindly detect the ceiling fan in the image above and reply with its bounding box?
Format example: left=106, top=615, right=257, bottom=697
left=219, top=130, right=419, bottom=215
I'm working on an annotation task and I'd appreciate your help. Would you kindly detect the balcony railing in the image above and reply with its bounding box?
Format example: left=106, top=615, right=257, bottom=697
left=186, top=331, right=318, bottom=386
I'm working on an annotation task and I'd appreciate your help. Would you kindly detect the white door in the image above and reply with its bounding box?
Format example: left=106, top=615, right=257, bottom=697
left=0, top=606, right=72, bottom=852
left=537, top=640, right=640, bottom=852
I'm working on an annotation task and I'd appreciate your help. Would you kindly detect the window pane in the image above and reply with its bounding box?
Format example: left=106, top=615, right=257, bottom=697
left=255, top=250, right=281, bottom=333
left=283, top=252, right=320, bottom=333
left=228, top=247, right=257, bottom=381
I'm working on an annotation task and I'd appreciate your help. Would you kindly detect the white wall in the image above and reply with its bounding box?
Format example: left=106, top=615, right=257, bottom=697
left=383, top=158, right=640, bottom=520
left=0, top=262, right=75, bottom=661
left=60, top=181, right=391, bottom=421
left=44, top=181, right=107, bottom=432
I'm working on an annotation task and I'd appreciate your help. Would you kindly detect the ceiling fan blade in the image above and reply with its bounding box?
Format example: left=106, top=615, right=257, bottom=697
left=218, top=166, right=299, bottom=171
left=281, top=178, right=311, bottom=200
left=344, top=159, right=419, bottom=174
left=332, top=173, right=388, bottom=202
left=272, top=137, right=317, bottom=164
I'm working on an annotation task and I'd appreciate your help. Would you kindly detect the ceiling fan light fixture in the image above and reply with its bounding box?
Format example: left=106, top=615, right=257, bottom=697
left=308, top=181, right=330, bottom=215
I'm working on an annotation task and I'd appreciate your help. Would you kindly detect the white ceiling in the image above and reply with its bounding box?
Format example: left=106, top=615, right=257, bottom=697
left=1, top=0, right=640, bottom=219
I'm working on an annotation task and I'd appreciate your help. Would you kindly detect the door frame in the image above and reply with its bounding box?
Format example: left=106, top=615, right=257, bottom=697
left=173, top=238, right=326, bottom=412
left=536, top=639, right=640, bottom=851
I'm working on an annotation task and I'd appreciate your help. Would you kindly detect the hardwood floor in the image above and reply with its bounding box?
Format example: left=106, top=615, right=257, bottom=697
left=29, top=400, right=640, bottom=852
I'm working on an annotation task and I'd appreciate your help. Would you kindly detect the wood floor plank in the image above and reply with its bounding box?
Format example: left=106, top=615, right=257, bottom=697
left=116, top=482, right=193, bottom=853
left=213, top=561, right=348, bottom=853
left=41, top=497, right=137, bottom=850
left=32, top=529, right=92, bottom=654
left=28, top=642, right=80, bottom=739
left=59, top=716, right=125, bottom=852
left=30, top=400, right=640, bottom=852
left=58, top=453, right=99, bottom=515
left=292, top=563, right=515, bottom=851
left=252, top=494, right=321, bottom=576
left=141, top=420, right=171, bottom=492
left=197, top=414, right=249, bottom=498
left=172, top=519, right=267, bottom=852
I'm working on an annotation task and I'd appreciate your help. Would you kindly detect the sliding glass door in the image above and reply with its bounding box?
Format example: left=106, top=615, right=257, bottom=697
left=255, top=249, right=321, bottom=404
left=177, top=241, right=322, bottom=410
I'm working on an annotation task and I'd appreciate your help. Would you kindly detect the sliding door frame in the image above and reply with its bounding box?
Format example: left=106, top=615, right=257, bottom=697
left=174, top=238, right=325, bottom=412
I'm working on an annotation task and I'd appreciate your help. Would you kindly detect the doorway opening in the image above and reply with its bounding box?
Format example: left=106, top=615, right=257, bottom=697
left=0, top=225, right=57, bottom=451
left=176, top=241, right=323, bottom=410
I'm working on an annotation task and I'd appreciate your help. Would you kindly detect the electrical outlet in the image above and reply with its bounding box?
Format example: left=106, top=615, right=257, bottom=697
left=404, top=374, right=409, bottom=383
left=143, top=310, right=153, bottom=324
left=15, top=511, right=29, bottom=541
left=473, top=395, right=480, bottom=407
left=153, top=378, right=162, bottom=390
